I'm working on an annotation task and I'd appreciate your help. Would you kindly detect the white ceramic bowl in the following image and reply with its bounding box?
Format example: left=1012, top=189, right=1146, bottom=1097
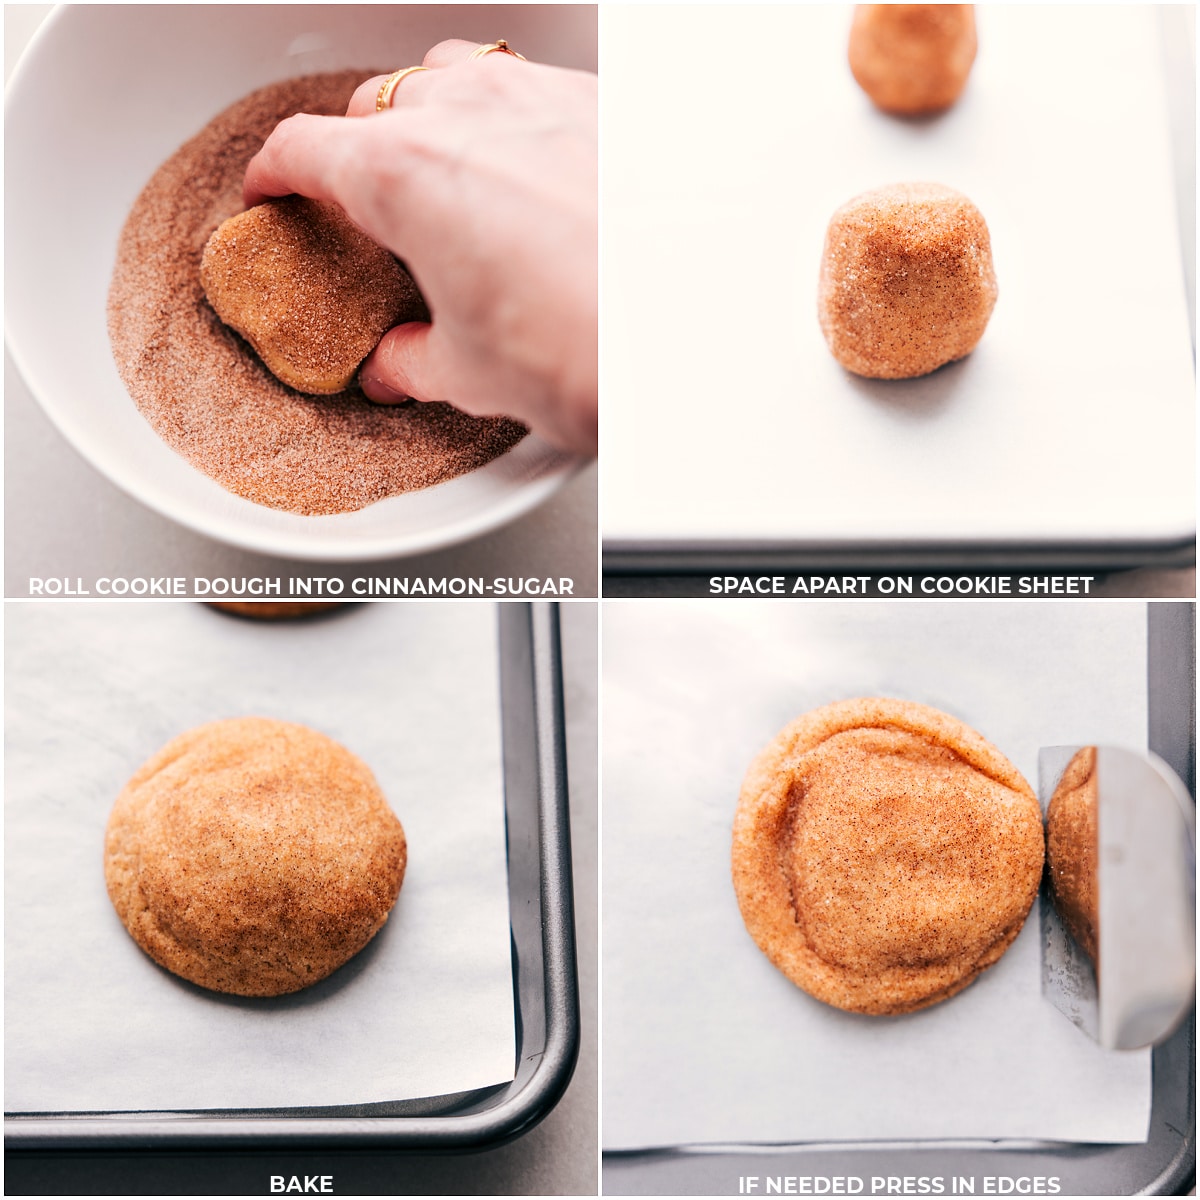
left=5, top=5, right=596, bottom=561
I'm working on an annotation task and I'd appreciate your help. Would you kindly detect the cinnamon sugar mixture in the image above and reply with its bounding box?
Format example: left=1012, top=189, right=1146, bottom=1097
left=108, top=72, right=526, bottom=516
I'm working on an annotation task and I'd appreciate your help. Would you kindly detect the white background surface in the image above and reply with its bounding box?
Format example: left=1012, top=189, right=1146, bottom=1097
left=6, top=602, right=516, bottom=1112
left=602, top=6, right=1195, bottom=548
left=603, top=602, right=1152, bottom=1148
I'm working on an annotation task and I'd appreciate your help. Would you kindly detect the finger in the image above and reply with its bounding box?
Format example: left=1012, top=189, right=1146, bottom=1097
left=421, top=39, right=486, bottom=68
left=359, top=322, right=451, bottom=406
left=346, top=68, right=433, bottom=118
left=422, top=38, right=530, bottom=72
left=243, top=112, right=361, bottom=207
left=421, top=38, right=531, bottom=71
left=345, top=41, right=525, bottom=118
left=347, top=75, right=388, bottom=118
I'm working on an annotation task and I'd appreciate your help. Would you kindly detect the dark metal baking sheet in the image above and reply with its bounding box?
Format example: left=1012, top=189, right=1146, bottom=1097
left=603, top=603, right=1195, bottom=1196
left=603, top=539, right=1197, bottom=594
left=5, top=601, right=579, bottom=1151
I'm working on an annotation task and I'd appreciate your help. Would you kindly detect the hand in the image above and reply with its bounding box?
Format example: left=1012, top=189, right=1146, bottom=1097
left=243, top=40, right=597, bottom=456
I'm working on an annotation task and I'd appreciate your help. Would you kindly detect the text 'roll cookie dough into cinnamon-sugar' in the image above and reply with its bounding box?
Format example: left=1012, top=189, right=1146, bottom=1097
left=732, top=698, right=1044, bottom=1015
left=104, top=717, right=407, bottom=997
left=818, top=182, right=998, bottom=380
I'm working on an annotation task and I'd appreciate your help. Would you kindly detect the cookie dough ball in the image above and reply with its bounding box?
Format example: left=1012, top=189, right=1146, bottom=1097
left=818, top=182, right=998, bottom=379
left=200, top=196, right=428, bottom=394
left=105, top=717, right=407, bottom=996
left=732, top=698, right=1044, bottom=1015
left=849, top=5, right=977, bottom=115
left=1046, top=746, right=1099, bottom=964
left=208, top=602, right=345, bottom=620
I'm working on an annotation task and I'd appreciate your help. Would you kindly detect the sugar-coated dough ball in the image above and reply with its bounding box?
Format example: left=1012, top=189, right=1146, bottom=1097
left=200, top=197, right=428, bottom=395
left=732, top=698, right=1044, bottom=1015
left=818, top=182, right=998, bottom=379
left=849, top=5, right=977, bottom=115
left=105, top=717, right=407, bottom=996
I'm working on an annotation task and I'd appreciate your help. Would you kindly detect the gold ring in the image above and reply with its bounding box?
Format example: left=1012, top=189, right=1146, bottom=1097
left=376, top=66, right=430, bottom=111
left=468, top=39, right=527, bottom=61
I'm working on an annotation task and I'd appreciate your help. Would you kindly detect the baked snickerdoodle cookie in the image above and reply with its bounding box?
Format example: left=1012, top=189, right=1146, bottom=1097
left=1045, top=746, right=1099, bottom=964
left=200, top=196, right=427, bottom=394
left=105, top=717, right=406, bottom=996
left=732, top=698, right=1043, bottom=1015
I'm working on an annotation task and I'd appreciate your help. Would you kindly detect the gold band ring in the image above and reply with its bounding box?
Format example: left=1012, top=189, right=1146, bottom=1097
left=468, top=39, right=527, bottom=61
left=376, top=66, right=430, bottom=111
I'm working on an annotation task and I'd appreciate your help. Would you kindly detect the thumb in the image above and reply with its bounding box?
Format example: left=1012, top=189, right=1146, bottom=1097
left=359, top=322, right=446, bottom=405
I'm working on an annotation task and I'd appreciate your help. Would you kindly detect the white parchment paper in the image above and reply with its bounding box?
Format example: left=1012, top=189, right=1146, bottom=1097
left=603, top=6, right=1195, bottom=546
left=5, top=601, right=516, bottom=1112
left=603, top=603, right=1152, bottom=1148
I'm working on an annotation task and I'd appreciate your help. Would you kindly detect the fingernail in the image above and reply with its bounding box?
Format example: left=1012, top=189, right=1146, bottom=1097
left=360, top=374, right=412, bottom=405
